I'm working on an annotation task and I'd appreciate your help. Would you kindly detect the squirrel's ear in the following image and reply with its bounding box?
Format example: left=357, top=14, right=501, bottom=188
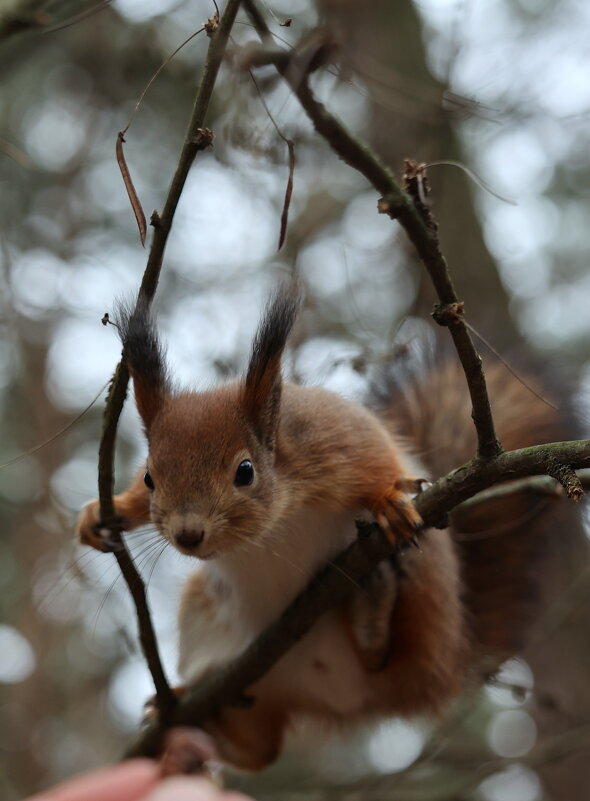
left=117, top=298, right=169, bottom=431
left=242, top=285, right=300, bottom=450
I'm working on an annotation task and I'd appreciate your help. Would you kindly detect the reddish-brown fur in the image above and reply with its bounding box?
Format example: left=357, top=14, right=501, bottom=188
left=384, top=359, right=575, bottom=659
left=77, top=293, right=574, bottom=770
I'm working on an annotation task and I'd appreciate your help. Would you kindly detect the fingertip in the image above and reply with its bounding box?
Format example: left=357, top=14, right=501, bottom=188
left=142, top=776, right=255, bottom=801
left=143, top=776, right=217, bottom=801
left=27, top=759, right=160, bottom=801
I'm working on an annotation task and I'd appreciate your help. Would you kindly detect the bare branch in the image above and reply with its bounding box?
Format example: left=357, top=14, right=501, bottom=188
left=125, top=435, right=590, bottom=756
left=97, top=0, right=243, bottom=718
left=415, top=439, right=590, bottom=526
left=245, top=67, right=295, bottom=249
left=546, top=462, right=585, bottom=501
left=241, top=4, right=502, bottom=460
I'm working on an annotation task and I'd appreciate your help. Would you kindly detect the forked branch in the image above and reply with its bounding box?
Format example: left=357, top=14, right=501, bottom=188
left=242, top=0, right=501, bottom=461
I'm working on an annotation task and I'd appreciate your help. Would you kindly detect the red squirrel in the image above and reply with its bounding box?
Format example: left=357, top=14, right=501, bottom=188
left=77, top=287, right=570, bottom=770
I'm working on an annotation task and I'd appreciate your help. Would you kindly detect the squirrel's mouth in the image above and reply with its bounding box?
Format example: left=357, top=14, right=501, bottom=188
left=172, top=540, right=219, bottom=560
left=195, top=548, right=219, bottom=561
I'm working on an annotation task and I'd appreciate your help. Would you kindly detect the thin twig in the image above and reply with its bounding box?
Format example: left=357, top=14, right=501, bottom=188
left=43, top=0, right=113, bottom=34
left=246, top=67, right=295, bottom=249
left=0, top=380, right=108, bottom=470
left=97, top=0, right=243, bottom=718
left=464, top=318, right=557, bottom=410
left=414, top=439, right=590, bottom=525
left=120, top=26, right=207, bottom=137
left=546, top=461, right=585, bottom=501
left=278, top=138, right=295, bottom=249
left=426, top=159, right=517, bottom=206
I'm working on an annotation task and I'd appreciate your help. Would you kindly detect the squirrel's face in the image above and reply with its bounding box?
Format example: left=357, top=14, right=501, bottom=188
left=120, top=285, right=298, bottom=557
left=144, top=389, right=282, bottom=560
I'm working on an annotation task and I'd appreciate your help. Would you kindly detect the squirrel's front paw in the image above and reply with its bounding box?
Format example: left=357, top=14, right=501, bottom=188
left=372, top=479, right=423, bottom=547
left=76, top=501, right=119, bottom=552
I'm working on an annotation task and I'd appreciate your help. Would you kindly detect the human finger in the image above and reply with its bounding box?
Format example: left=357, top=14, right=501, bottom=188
left=25, top=759, right=160, bottom=801
left=143, top=776, right=253, bottom=801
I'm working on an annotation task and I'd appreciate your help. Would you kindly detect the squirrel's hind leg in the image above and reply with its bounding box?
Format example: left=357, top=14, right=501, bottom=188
left=204, top=701, right=288, bottom=771
left=348, top=559, right=399, bottom=673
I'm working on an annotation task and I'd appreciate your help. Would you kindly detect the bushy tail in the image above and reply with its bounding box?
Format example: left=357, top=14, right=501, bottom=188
left=376, top=351, right=587, bottom=660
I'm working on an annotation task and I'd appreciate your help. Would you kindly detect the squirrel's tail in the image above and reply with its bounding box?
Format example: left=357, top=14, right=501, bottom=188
left=376, top=350, right=586, bottom=661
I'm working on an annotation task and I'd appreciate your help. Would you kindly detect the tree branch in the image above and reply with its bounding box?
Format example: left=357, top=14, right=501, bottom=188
left=125, top=435, right=590, bottom=756
left=125, top=521, right=393, bottom=758
left=415, top=439, right=590, bottom=526
left=241, top=2, right=501, bottom=460
left=97, top=0, right=243, bottom=718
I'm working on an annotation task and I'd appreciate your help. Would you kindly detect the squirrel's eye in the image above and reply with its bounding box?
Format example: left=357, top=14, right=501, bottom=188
left=234, top=459, right=254, bottom=487
left=144, top=471, right=155, bottom=491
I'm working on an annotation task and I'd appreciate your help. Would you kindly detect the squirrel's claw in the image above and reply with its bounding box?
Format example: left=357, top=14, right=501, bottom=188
left=373, top=484, right=424, bottom=548
left=76, top=500, right=108, bottom=551
left=76, top=501, right=125, bottom=552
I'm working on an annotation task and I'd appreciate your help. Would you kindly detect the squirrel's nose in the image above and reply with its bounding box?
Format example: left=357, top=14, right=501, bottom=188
left=175, top=528, right=205, bottom=550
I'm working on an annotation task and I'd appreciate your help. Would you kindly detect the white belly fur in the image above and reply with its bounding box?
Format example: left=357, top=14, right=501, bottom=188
left=177, top=506, right=370, bottom=714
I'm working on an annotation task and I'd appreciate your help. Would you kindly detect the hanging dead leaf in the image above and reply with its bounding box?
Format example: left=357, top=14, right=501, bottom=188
left=116, top=131, right=147, bottom=247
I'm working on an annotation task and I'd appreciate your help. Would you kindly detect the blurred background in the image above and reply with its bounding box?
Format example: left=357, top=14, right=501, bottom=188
left=1, top=0, right=590, bottom=798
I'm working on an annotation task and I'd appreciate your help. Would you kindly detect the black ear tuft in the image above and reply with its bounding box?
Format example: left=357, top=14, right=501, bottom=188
left=246, top=285, right=300, bottom=390
left=116, top=297, right=169, bottom=429
left=243, top=283, right=301, bottom=448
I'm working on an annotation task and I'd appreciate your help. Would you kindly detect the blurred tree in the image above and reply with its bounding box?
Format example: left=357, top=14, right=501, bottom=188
left=320, top=0, right=519, bottom=345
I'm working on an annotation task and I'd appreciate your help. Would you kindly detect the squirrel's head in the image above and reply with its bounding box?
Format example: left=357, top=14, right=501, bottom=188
left=118, top=287, right=299, bottom=559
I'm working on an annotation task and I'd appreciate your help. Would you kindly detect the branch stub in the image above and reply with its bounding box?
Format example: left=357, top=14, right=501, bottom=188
left=432, top=301, right=465, bottom=327
left=193, top=128, right=215, bottom=150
